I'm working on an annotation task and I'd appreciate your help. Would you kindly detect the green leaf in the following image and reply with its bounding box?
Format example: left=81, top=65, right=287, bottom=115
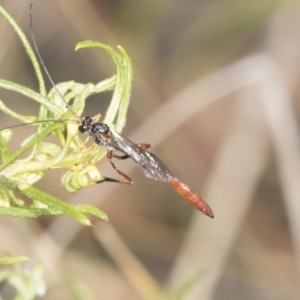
left=0, top=4, right=46, bottom=96
left=0, top=4, right=133, bottom=226
left=0, top=256, right=28, bottom=266
left=0, top=204, right=108, bottom=222
left=75, top=204, right=108, bottom=221
left=0, top=175, right=91, bottom=226
left=75, top=41, right=132, bottom=132
left=0, top=80, right=60, bottom=119
left=0, top=109, right=74, bottom=170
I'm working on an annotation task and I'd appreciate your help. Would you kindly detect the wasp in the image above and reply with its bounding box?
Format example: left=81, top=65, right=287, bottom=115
left=78, top=116, right=214, bottom=218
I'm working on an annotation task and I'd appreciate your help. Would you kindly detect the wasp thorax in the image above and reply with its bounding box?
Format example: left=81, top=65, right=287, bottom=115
left=92, top=123, right=109, bottom=134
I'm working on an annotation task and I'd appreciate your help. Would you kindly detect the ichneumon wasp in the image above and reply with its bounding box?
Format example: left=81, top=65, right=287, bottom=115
left=78, top=116, right=214, bottom=217
left=0, top=0, right=214, bottom=218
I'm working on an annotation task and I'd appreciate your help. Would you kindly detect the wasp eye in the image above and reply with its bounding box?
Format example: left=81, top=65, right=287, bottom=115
left=78, top=117, right=90, bottom=133
left=78, top=125, right=84, bottom=133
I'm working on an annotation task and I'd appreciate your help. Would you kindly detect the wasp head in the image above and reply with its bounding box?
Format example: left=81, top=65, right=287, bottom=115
left=78, top=116, right=93, bottom=133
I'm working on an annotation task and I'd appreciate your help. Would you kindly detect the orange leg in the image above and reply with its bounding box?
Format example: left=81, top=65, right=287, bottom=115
left=97, top=150, right=133, bottom=184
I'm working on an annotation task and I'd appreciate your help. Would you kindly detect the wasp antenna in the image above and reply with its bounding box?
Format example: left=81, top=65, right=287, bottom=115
left=0, top=119, right=75, bottom=132
left=29, top=0, right=79, bottom=118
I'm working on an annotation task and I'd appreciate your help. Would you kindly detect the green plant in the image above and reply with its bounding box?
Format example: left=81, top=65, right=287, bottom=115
left=0, top=250, right=44, bottom=300
left=0, top=4, right=132, bottom=226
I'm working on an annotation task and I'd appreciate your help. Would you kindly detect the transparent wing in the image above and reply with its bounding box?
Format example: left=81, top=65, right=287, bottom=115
left=108, top=129, right=174, bottom=182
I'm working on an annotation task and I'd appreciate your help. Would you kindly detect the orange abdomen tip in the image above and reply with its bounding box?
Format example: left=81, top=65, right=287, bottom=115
left=170, top=178, right=214, bottom=218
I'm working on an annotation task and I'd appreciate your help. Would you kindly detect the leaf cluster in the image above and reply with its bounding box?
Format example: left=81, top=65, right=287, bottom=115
left=0, top=5, right=132, bottom=225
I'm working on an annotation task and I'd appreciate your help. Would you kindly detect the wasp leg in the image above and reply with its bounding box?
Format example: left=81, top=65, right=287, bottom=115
left=97, top=176, right=132, bottom=184
left=80, top=148, right=101, bottom=170
left=92, top=114, right=102, bottom=123
left=105, top=150, right=133, bottom=184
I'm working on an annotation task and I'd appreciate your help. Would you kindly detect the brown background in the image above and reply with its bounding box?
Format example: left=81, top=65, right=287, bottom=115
left=0, top=0, right=299, bottom=299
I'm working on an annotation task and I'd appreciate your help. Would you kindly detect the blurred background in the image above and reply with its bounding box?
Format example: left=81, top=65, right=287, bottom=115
left=0, top=0, right=300, bottom=299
